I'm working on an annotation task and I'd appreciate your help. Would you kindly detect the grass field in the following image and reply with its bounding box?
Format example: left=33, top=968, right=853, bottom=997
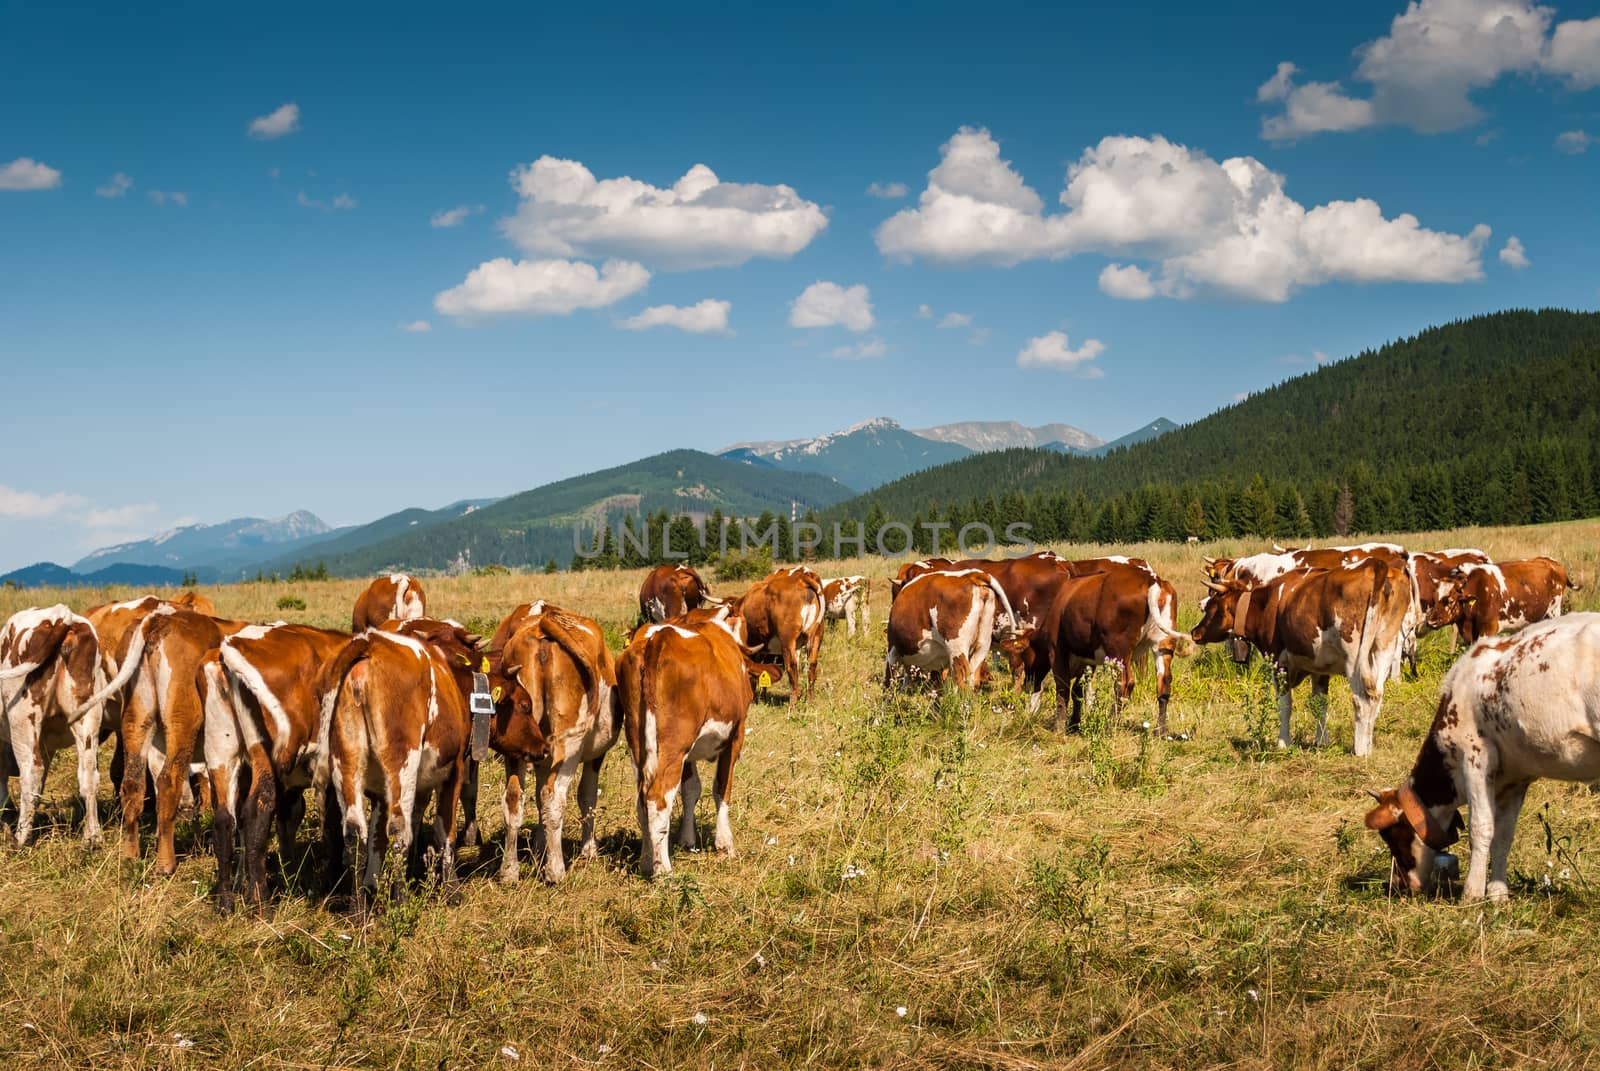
left=4, top=521, right=1600, bottom=1069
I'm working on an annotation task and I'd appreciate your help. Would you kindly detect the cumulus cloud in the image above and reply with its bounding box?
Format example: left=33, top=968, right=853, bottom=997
left=916, top=304, right=933, bottom=318
left=148, top=190, right=187, bottom=206
left=618, top=298, right=732, bottom=334
left=298, top=190, right=356, bottom=212
left=83, top=503, right=160, bottom=529
left=96, top=172, right=133, bottom=198
left=499, top=156, right=827, bottom=269
left=867, top=181, right=909, bottom=199
left=400, top=320, right=432, bottom=333
left=1556, top=130, right=1593, bottom=153
left=1016, top=332, right=1106, bottom=377
left=431, top=204, right=485, bottom=228
left=0, top=485, right=86, bottom=518
left=789, top=281, right=874, bottom=331
left=1499, top=235, right=1530, bottom=269
left=1098, top=263, right=1157, bottom=300
left=829, top=338, right=887, bottom=360
left=937, top=312, right=972, bottom=329
left=248, top=102, right=300, bottom=139
left=0, top=157, right=62, bottom=191
left=1258, top=1, right=1600, bottom=140
left=876, top=127, right=1489, bottom=302
left=434, top=258, right=650, bottom=319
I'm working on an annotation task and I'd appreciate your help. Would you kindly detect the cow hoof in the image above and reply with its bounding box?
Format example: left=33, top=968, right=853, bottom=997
left=83, top=833, right=104, bottom=851
left=578, top=841, right=599, bottom=861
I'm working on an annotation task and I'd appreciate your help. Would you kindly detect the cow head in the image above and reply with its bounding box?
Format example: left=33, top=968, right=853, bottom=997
left=489, top=640, right=552, bottom=763
left=1201, top=557, right=1234, bottom=582
left=1425, top=589, right=1473, bottom=631
left=1192, top=578, right=1250, bottom=661
left=998, top=626, right=1037, bottom=686
left=1364, top=785, right=1463, bottom=894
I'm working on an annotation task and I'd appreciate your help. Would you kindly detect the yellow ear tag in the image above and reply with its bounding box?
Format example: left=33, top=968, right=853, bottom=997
left=1467, top=597, right=1477, bottom=606
left=492, top=686, right=503, bottom=702
left=481, top=656, right=490, bottom=673
left=459, top=652, right=471, bottom=666
left=757, top=671, right=772, bottom=690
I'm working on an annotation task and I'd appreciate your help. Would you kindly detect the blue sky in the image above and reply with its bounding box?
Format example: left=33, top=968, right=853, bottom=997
left=2, top=0, right=1596, bottom=571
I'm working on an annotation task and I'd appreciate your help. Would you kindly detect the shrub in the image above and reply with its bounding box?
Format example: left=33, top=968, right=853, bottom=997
left=276, top=595, right=307, bottom=611
left=716, top=546, right=773, bottom=582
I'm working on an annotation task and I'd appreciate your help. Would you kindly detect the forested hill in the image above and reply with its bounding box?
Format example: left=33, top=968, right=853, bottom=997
left=824, top=309, right=1600, bottom=545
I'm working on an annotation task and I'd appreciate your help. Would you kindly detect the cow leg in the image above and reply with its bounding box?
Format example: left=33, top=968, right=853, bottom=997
left=456, top=757, right=480, bottom=850
left=8, top=715, right=41, bottom=846
left=845, top=605, right=856, bottom=638
left=239, top=745, right=276, bottom=908
left=882, top=649, right=898, bottom=691
left=951, top=654, right=970, bottom=691
left=1309, top=676, right=1331, bottom=750
left=1349, top=672, right=1382, bottom=758
left=676, top=761, right=702, bottom=850
left=639, top=757, right=682, bottom=880
left=1276, top=670, right=1301, bottom=750
left=153, top=721, right=200, bottom=877
left=576, top=757, right=603, bottom=862
left=712, top=724, right=744, bottom=855
left=71, top=708, right=104, bottom=848
left=1154, top=645, right=1174, bottom=735
left=805, top=628, right=823, bottom=698
left=1463, top=768, right=1496, bottom=902
left=384, top=755, right=419, bottom=900
left=432, top=764, right=463, bottom=889
left=1486, top=780, right=1530, bottom=903
left=275, top=786, right=307, bottom=886
left=538, top=755, right=581, bottom=883
left=499, top=757, right=526, bottom=883
left=118, top=705, right=153, bottom=861
left=209, top=757, right=242, bottom=913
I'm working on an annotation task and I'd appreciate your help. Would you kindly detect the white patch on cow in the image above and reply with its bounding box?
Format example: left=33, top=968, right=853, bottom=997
left=219, top=641, right=292, bottom=750
left=686, top=717, right=734, bottom=764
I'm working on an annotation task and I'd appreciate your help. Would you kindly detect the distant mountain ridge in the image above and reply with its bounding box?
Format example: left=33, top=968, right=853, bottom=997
left=72, top=510, right=336, bottom=573
left=718, top=417, right=973, bottom=491
left=910, top=420, right=1103, bottom=453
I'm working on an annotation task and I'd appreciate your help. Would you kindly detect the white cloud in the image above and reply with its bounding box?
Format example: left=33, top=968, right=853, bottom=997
left=1258, top=1, right=1600, bottom=140
left=968, top=327, right=992, bottom=347
left=96, top=172, right=133, bottom=198
left=83, top=503, right=159, bottom=529
left=1017, top=331, right=1105, bottom=377
left=434, top=257, right=650, bottom=319
left=1556, top=130, right=1593, bottom=153
left=867, top=181, right=909, bottom=199
left=0, top=157, right=62, bottom=191
left=148, top=190, right=187, bottom=206
left=789, top=281, right=874, bottom=331
left=431, top=204, right=485, bottom=228
left=1499, top=235, right=1530, bottom=269
left=829, top=337, right=887, bottom=360
left=332, top=193, right=356, bottom=210
left=297, top=190, right=356, bottom=212
left=877, top=127, right=1489, bottom=302
left=1098, top=263, right=1156, bottom=300
left=916, top=304, right=933, bottom=319
left=618, top=299, right=732, bottom=334
left=248, top=102, right=300, bottom=139
left=499, top=156, right=827, bottom=269
left=400, top=320, right=432, bottom=333
left=937, top=311, right=972, bottom=329
left=0, top=485, right=86, bottom=518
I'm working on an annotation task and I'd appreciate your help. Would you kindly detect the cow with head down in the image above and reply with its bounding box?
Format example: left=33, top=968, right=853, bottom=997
left=885, top=569, right=1016, bottom=692
left=0, top=606, right=114, bottom=847
left=821, top=576, right=869, bottom=636
left=1424, top=557, right=1579, bottom=644
left=351, top=573, right=426, bottom=633
left=733, top=566, right=826, bottom=703
left=1366, top=613, right=1600, bottom=901
left=638, top=564, right=716, bottom=624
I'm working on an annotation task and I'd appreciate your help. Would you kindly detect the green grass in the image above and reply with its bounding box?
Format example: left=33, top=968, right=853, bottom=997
left=4, top=521, right=1600, bottom=1068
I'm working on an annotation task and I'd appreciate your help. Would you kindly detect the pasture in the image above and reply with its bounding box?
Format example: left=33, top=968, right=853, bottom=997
left=4, top=521, right=1600, bottom=1069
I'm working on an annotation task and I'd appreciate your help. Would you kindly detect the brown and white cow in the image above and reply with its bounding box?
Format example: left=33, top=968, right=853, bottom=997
left=0, top=606, right=113, bottom=846
left=821, top=576, right=869, bottom=636
left=884, top=570, right=1017, bottom=691
left=79, top=607, right=251, bottom=872
left=351, top=573, right=426, bottom=633
left=495, top=605, right=616, bottom=883
left=616, top=617, right=754, bottom=878
left=1424, top=557, right=1579, bottom=644
left=734, top=567, right=826, bottom=703
left=1366, top=613, right=1600, bottom=901
left=1192, top=560, right=1411, bottom=755
left=316, top=622, right=478, bottom=897
left=889, top=558, right=956, bottom=600
left=638, top=564, right=715, bottom=624
left=1410, top=548, right=1492, bottom=635
left=203, top=622, right=351, bottom=912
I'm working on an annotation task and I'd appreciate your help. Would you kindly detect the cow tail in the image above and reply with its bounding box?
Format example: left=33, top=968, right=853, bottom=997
left=638, top=635, right=664, bottom=789
left=78, top=605, right=171, bottom=708
left=1144, top=583, right=1193, bottom=654
left=985, top=576, right=1019, bottom=634
left=0, top=619, right=72, bottom=683
left=312, top=636, right=369, bottom=795
left=1354, top=562, right=1389, bottom=681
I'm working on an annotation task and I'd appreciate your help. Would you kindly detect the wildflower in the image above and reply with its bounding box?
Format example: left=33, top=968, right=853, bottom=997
left=337, top=933, right=352, bottom=942
left=597, top=1044, right=611, bottom=1055
left=1141, top=721, right=1151, bottom=731
left=896, top=1006, right=908, bottom=1018
left=692, top=1012, right=709, bottom=1026
left=173, top=1034, right=195, bottom=1050
left=766, top=836, right=777, bottom=846
left=1560, top=868, right=1572, bottom=880
left=500, top=1044, right=521, bottom=1061
left=753, top=952, right=767, bottom=968
left=1247, top=989, right=1259, bottom=1003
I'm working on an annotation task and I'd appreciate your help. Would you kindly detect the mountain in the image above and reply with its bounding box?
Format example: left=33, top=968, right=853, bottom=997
left=2, top=561, right=189, bottom=589
left=910, top=420, right=1103, bottom=453
left=1083, top=417, right=1179, bottom=457
left=280, top=449, right=854, bottom=576
left=825, top=309, right=1600, bottom=543
left=249, top=499, right=496, bottom=579
left=72, top=510, right=336, bottom=575
left=717, top=417, right=973, bottom=490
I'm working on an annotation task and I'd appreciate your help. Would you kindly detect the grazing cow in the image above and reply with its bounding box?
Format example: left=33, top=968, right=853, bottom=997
left=1365, top=613, right=1600, bottom=901
left=316, top=623, right=478, bottom=897
left=0, top=606, right=112, bottom=846
left=1411, top=549, right=1492, bottom=633
left=1192, top=560, right=1411, bottom=755
left=495, top=605, right=616, bottom=883
left=884, top=570, right=1017, bottom=691
left=734, top=567, right=826, bottom=702
left=616, top=617, right=754, bottom=878
left=203, top=622, right=350, bottom=912
left=889, top=558, right=956, bottom=600
left=638, top=564, right=715, bottom=624
left=351, top=573, right=426, bottom=633
left=821, top=576, right=869, bottom=636
left=79, top=607, right=250, bottom=872
left=1425, top=558, right=1579, bottom=644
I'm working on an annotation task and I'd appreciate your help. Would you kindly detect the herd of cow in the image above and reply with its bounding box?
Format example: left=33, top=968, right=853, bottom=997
left=0, top=540, right=1594, bottom=912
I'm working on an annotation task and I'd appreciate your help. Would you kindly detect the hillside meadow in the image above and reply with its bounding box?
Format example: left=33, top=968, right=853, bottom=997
left=4, top=520, right=1600, bottom=1069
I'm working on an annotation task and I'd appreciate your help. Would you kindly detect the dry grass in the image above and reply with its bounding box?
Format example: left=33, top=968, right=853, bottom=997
left=4, top=521, right=1600, bottom=1069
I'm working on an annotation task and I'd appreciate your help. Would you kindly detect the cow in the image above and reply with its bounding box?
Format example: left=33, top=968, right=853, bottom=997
left=616, top=616, right=754, bottom=879
left=884, top=570, right=1017, bottom=692
left=350, top=573, right=426, bottom=633
left=1001, top=560, right=1190, bottom=732
left=78, top=607, right=250, bottom=872
left=889, top=558, right=956, bottom=600
left=1192, top=559, right=1411, bottom=755
left=1365, top=613, right=1600, bottom=901
left=202, top=622, right=351, bottom=912
left=316, top=622, right=479, bottom=898
left=821, top=576, right=869, bottom=636
left=0, top=606, right=113, bottom=846
left=638, top=564, right=715, bottom=624
left=733, top=567, right=826, bottom=703
left=494, top=605, right=616, bottom=883
left=1424, top=558, right=1579, bottom=644
left=1411, top=549, right=1492, bottom=628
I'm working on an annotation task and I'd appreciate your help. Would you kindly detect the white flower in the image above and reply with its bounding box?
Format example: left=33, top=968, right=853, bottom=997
left=337, top=933, right=352, bottom=942
left=1141, top=721, right=1151, bottom=730
left=173, top=1034, right=195, bottom=1050
left=753, top=952, right=767, bottom=968
left=1247, top=989, right=1259, bottom=1003
left=597, top=1043, right=611, bottom=1055
left=692, top=1012, right=709, bottom=1026
left=766, top=836, right=777, bottom=846
left=895, top=1005, right=908, bottom=1018
left=500, top=1044, right=521, bottom=1061
left=1561, top=868, right=1572, bottom=880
